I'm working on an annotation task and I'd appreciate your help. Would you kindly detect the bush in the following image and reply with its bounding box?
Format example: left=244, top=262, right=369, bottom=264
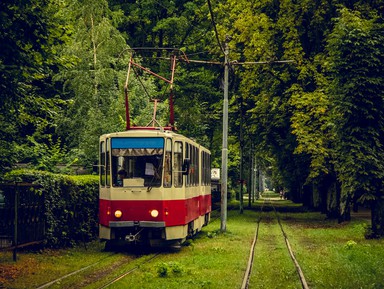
left=3, top=169, right=99, bottom=247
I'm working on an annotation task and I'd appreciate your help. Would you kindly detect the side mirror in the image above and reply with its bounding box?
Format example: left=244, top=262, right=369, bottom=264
left=182, top=159, right=190, bottom=175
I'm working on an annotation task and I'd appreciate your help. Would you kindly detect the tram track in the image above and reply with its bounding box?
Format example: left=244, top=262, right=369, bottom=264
left=96, top=252, right=161, bottom=289
left=34, top=250, right=161, bottom=289
left=35, top=252, right=118, bottom=289
left=241, top=198, right=309, bottom=289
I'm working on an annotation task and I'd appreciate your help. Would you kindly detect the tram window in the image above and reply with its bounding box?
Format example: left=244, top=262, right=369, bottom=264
left=204, top=152, right=208, bottom=185
left=188, top=144, right=193, bottom=186
left=163, top=139, right=172, bottom=188
left=201, top=151, right=204, bottom=186
left=191, top=146, right=195, bottom=186
left=208, top=154, right=211, bottom=185
left=174, top=141, right=183, bottom=187
left=191, top=145, right=195, bottom=186
left=185, top=143, right=189, bottom=186
left=106, top=139, right=111, bottom=186
left=202, top=152, right=211, bottom=185
left=100, top=141, right=106, bottom=186
left=110, top=137, right=164, bottom=188
left=202, top=152, right=205, bottom=185
left=195, top=146, right=199, bottom=186
left=189, top=145, right=198, bottom=186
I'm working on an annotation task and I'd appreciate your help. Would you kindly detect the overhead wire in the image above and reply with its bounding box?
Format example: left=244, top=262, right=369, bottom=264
left=207, top=0, right=225, bottom=55
left=132, top=61, right=152, bottom=99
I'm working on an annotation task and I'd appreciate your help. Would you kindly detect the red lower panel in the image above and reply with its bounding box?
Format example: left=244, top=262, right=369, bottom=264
left=99, top=196, right=211, bottom=227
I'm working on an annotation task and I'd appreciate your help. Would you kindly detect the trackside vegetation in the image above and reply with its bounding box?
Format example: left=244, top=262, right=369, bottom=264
left=1, top=205, right=383, bottom=289
left=3, top=169, right=99, bottom=248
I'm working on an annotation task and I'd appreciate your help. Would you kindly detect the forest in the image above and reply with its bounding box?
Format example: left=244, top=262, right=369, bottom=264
left=0, top=0, right=383, bottom=236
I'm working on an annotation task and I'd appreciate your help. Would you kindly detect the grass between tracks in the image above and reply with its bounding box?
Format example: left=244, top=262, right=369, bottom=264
left=1, top=199, right=384, bottom=289
left=249, top=211, right=302, bottom=289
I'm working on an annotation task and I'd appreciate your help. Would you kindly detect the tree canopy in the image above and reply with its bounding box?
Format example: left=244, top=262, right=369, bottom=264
left=0, top=0, right=383, bottom=236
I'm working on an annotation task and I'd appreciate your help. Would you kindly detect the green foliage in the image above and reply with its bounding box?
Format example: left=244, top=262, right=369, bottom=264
left=326, top=8, right=384, bottom=214
left=1, top=0, right=384, bottom=235
left=53, top=0, right=132, bottom=166
left=4, top=169, right=99, bottom=248
left=0, top=0, right=70, bottom=174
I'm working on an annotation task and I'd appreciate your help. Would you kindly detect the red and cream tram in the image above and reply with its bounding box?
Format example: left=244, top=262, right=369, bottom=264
left=99, top=128, right=211, bottom=246
left=98, top=49, right=211, bottom=247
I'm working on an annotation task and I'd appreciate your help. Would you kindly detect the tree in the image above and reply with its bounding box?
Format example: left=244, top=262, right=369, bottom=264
left=326, top=8, right=384, bottom=233
left=110, top=0, right=222, bottom=150
left=55, top=0, right=141, bottom=166
left=0, top=0, right=68, bottom=173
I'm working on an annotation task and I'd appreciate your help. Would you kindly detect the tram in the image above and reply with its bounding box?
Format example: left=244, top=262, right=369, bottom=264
left=98, top=49, right=211, bottom=247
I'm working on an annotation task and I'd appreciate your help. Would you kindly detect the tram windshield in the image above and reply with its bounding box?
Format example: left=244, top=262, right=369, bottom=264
left=111, top=137, right=164, bottom=188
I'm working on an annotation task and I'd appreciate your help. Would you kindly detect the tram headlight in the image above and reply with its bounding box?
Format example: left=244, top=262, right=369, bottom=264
left=150, top=209, right=159, bottom=218
left=114, top=210, right=123, bottom=218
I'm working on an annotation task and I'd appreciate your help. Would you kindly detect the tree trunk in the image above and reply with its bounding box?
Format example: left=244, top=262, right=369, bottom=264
left=326, top=181, right=339, bottom=218
left=339, top=193, right=351, bottom=223
left=371, top=196, right=384, bottom=238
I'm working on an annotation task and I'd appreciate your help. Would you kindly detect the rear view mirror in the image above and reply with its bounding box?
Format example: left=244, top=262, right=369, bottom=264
left=182, top=159, right=190, bottom=175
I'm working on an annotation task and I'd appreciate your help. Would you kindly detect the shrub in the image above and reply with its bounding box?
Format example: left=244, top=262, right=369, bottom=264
left=3, top=169, right=99, bottom=247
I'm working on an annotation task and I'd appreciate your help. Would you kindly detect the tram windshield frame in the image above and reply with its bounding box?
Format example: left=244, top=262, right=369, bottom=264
left=110, top=137, right=164, bottom=188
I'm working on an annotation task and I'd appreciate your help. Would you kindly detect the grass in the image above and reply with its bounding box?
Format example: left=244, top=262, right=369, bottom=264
left=1, top=200, right=384, bottom=289
left=108, top=210, right=257, bottom=289
left=0, top=241, right=132, bottom=289
left=282, top=213, right=384, bottom=289
left=249, top=213, right=302, bottom=289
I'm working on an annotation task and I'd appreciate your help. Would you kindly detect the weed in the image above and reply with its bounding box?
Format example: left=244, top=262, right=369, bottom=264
left=156, top=263, right=169, bottom=277
left=206, top=230, right=219, bottom=238
left=344, top=240, right=357, bottom=249
left=169, top=261, right=184, bottom=275
left=212, top=247, right=225, bottom=253
left=156, top=261, right=184, bottom=277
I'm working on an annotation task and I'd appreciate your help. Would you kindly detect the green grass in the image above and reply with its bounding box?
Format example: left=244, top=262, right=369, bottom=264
left=1, top=203, right=384, bottom=289
left=108, top=210, right=257, bottom=289
left=249, top=212, right=302, bottom=289
left=281, top=213, right=384, bottom=289
left=0, top=241, right=132, bottom=289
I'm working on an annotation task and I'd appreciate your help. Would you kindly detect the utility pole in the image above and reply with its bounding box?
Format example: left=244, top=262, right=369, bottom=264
left=249, top=144, right=254, bottom=207
left=221, top=36, right=230, bottom=232
left=239, top=95, right=244, bottom=214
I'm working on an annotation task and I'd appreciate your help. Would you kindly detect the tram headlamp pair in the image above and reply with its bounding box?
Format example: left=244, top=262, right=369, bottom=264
left=114, top=209, right=159, bottom=218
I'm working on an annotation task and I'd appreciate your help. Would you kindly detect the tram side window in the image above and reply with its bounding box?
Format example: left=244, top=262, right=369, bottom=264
left=100, top=141, right=106, bottom=186
left=194, top=146, right=199, bottom=186
left=163, top=139, right=172, bottom=188
left=185, top=143, right=190, bottom=187
left=174, top=141, right=183, bottom=187
left=191, top=145, right=195, bottom=186
left=201, top=152, right=211, bottom=186
left=201, top=151, right=205, bottom=186
left=207, top=154, right=211, bottom=185
left=190, top=145, right=195, bottom=186
left=188, top=145, right=198, bottom=186
left=106, top=139, right=111, bottom=186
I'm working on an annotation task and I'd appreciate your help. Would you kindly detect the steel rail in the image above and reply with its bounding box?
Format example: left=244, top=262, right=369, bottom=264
left=97, top=253, right=161, bottom=289
left=35, top=253, right=117, bottom=289
left=241, top=198, right=310, bottom=289
left=272, top=204, right=310, bottom=289
left=240, top=200, right=265, bottom=289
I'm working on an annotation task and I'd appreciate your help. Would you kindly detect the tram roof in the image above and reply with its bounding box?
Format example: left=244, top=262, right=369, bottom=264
left=101, top=127, right=177, bottom=138
left=100, top=128, right=210, bottom=152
